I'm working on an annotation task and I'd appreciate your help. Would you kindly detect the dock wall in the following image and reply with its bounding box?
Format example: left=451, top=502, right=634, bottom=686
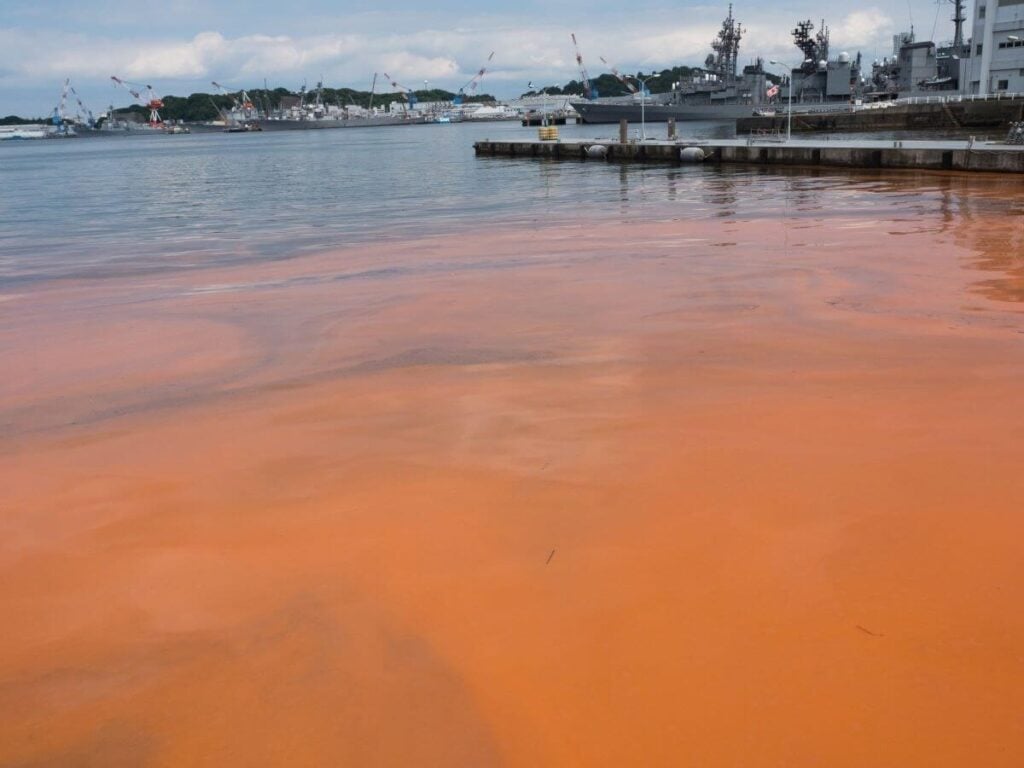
left=473, top=139, right=1024, bottom=173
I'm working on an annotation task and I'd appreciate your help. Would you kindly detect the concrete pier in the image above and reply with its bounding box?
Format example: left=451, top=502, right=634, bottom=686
left=738, top=97, right=1024, bottom=135
left=473, top=137, right=1024, bottom=173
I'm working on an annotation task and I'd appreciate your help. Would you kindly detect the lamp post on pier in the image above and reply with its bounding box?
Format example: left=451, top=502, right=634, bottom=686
left=768, top=60, right=795, bottom=142
left=527, top=81, right=554, bottom=126
left=624, top=74, right=654, bottom=140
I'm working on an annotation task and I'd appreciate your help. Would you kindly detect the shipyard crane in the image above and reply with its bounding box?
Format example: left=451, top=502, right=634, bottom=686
left=55, top=79, right=97, bottom=128
left=383, top=73, right=418, bottom=110
left=208, top=95, right=229, bottom=123
left=599, top=56, right=638, bottom=94
left=110, top=76, right=164, bottom=126
left=454, top=51, right=495, bottom=105
left=571, top=33, right=598, bottom=100
left=68, top=84, right=96, bottom=126
left=57, top=79, right=71, bottom=122
left=52, top=79, right=71, bottom=129
left=52, top=78, right=94, bottom=129
left=211, top=81, right=256, bottom=117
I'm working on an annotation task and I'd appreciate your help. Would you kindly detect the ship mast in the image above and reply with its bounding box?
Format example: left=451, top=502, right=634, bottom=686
left=710, top=5, right=743, bottom=79
left=951, top=0, right=965, bottom=49
left=792, top=19, right=829, bottom=71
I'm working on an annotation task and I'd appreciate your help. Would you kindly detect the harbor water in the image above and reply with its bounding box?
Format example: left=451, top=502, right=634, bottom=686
left=3, top=119, right=1024, bottom=766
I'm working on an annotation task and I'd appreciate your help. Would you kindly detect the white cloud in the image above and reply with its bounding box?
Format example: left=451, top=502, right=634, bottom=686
left=0, top=5, right=919, bottom=113
left=832, top=9, right=894, bottom=49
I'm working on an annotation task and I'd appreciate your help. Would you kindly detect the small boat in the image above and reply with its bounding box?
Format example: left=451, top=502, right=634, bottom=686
left=224, top=123, right=262, bottom=133
left=0, top=125, right=49, bottom=140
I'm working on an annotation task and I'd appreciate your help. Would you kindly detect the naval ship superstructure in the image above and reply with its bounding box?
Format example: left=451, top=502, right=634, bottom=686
left=572, top=7, right=771, bottom=123
left=571, top=9, right=870, bottom=123
left=256, top=82, right=427, bottom=130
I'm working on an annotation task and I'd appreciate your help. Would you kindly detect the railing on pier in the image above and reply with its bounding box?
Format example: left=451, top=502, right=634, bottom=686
left=862, top=92, right=1024, bottom=110
left=746, top=128, right=786, bottom=143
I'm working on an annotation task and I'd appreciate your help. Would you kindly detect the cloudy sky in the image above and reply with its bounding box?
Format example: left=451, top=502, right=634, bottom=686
left=1, top=0, right=965, bottom=116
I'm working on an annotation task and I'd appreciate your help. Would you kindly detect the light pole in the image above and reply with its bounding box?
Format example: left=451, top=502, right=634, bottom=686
left=626, top=74, right=653, bottom=140
left=528, top=81, right=555, bottom=126
left=768, top=60, right=796, bottom=141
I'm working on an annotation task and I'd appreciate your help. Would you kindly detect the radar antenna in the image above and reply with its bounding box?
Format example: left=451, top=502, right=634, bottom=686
left=710, top=5, right=743, bottom=79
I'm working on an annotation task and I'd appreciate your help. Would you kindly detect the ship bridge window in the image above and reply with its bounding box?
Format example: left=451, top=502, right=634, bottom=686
left=977, top=44, right=984, bottom=55
left=978, top=5, right=985, bottom=16
left=998, top=79, right=1010, bottom=90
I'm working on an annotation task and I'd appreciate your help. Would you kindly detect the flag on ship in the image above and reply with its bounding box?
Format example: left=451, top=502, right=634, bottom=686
left=766, top=84, right=780, bottom=98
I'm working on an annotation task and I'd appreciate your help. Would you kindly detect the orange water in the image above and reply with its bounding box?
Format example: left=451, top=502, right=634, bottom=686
left=2, top=174, right=1024, bottom=765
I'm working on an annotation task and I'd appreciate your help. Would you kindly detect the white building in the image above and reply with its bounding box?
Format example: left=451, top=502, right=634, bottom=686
left=963, top=0, right=1024, bottom=94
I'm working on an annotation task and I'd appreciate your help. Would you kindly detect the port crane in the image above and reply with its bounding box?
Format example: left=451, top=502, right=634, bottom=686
left=52, top=79, right=72, bottom=129
left=68, top=83, right=96, bottom=126
left=110, top=76, right=164, bottom=126
left=454, top=51, right=495, bottom=105
left=383, top=73, right=418, bottom=110
left=599, top=56, right=638, bottom=94
left=211, top=81, right=257, bottom=118
left=53, top=79, right=96, bottom=129
left=571, top=33, right=598, bottom=99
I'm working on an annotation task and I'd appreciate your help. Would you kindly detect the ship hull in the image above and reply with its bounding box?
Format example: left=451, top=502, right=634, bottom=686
left=572, top=101, right=766, bottom=123
left=254, top=115, right=426, bottom=131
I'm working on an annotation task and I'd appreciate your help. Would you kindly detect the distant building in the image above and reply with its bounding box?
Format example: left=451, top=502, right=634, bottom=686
left=897, top=42, right=939, bottom=90
left=963, top=0, right=1024, bottom=94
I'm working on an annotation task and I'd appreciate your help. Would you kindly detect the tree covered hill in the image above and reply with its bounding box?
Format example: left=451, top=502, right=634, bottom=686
left=116, top=86, right=497, bottom=122
left=526, top=66, right=699, bottom=98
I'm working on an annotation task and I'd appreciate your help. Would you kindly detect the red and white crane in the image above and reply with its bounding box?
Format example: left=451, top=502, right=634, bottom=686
left=110, top=76, right=164, bottom=126
left=68, top=83, right=96, bottom=126
left=571, top=33, right=597, bottom=100
left=455, top=51, right=495, bottom=104
left=382, top=72, right=418, bottom=109
left=211, top=81, right=256, bottom=117
left=599, top=56, right=638, bottom=94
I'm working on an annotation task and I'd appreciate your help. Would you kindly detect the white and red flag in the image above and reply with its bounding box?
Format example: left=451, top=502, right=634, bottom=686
left=766, top=83, right=780, bottom=99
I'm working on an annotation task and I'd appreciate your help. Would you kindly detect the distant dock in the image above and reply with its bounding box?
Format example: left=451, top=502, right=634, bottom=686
left=473, top=137, right=1024, bottom=174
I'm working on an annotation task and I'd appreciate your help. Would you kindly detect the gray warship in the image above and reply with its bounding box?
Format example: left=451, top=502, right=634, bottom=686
left=216, top=81, right=427, bottom=131
left=572, top=6, right=769, bottom=123
left=572, top=9, right=862, bottom=123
